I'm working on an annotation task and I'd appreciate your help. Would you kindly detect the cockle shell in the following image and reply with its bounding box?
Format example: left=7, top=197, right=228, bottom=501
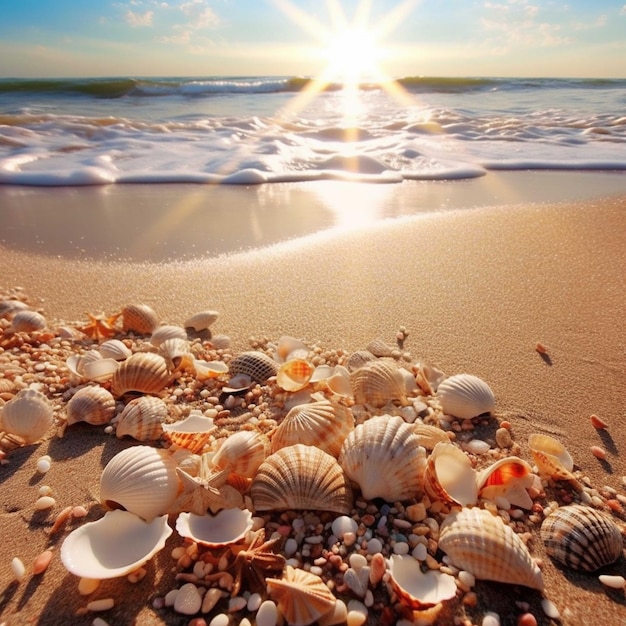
left=110, top=352, right=172, bottom=397
left=98, top=339, right=132, bottom=361
left=350, top=359, right=409, bottom=407
left=9, top=309, right=47, bottom=333
left=211, top=429, right=271, bottom=478
left=528, top=433, right=580, bottom=489
left=540, top=504, right=624, bottom=572
left=99, top=445, right=180, bottom=521
left=271, top=400, right=354, bottom=458
left=338, top=415, right=426, bottom=502
left=251, top=444, right=353, bottom=515
left=228, top=351, right=278, bottom=384
left=438, top=508, right=544, bottom=591
left=436, top=373, right=496, bottom=419
left=121, top=303, right=159, bottom=335
left=276, top=359, right=314, bottom=392
left=175, top=508, right=254, bottom=548
left=184, top=310, right=219, bottom=332
left=162, top=412, right=216, bottom=454
left=115, top=395, right=167, bottom=441
left=150, top=324, right=187, bottom=348
left=266, top=565, right=336, bottom=626
left=423, top=442, right=478, bottom=507
left=66, top=385, right=116, bottom=427
left=61, top=510, right=172, bottom=579
left=0, top=387, right=53, bottom=444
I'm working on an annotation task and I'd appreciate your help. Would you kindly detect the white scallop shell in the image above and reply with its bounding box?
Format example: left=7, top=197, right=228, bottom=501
left=115, top=395, right=167, bottom=441
left=66, top=385, right=117, bottom=427
left=211, top=429, right=271, bottom=478
left=150, top=324, right=187, bottom=348
left=61, top=510, right=172, bottom=579
left=98, top=339, right=132, bottom=361
left=175, top=508, right=253, bottom=548
left=110, top=352, right=172, bottom=397
left=9, top=309, right=47, bottom=333
left=184, top=310, right=219, bottom=332
left=436, top=373, right=495, bottom=419
left=350, top=360, right=408, bottom=407
left=121, top=303, right=159, bottom=335
left=0, top=387, right=53, bottom=444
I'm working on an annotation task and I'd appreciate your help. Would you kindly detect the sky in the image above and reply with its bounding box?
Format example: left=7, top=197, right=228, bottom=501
left=0, top=0, right=624, bottom=79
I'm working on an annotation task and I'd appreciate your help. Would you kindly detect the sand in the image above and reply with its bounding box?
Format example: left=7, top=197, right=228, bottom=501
left=1, top=171, right=625, bottom=626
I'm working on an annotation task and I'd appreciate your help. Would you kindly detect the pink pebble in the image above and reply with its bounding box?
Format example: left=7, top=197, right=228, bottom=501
left=517, top=613, right=537, bottom=626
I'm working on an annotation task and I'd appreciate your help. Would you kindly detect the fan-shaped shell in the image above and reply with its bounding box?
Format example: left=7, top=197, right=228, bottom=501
left=276, top=359, right=314, bottom=392
left=115, top=395, right=167, bottom=441
left=66, top=385, right=116, bottom=427
left=175, top=508, right=254, bottom=548
left=228, top=351, right=278, bottom=384
left=184, top=310, right=219, bottom=332
left=9, top=309, right=47, bottom=333
left=527, top=433, right=581, bottom=490
left=251, top=444, right=353, bottom=514
left=540, top=504, right=624, bottom=572
left=110, top=352, right=172, bottom=397
left=0, top=299, right=29, bottom=320
left=159, top=337, right=193, bottom=370
left=345, top=350, right=376, bottom=372
left=413, top=423, right=450, bottom=450
left=162, top=412, right=216, bottom=454
left=98, top=339, right=132, bottom=361
left=0, top=387, right=53, bottom=444
left=211, top=429, right=271, bottom=478
left=436, top=373, right=495, bottom=419
left=61, top=510, right=172, bottom=579
left=121, top=303, right=159, bottom=335
left=438, top=508, right=544, bottom=591
left=366, top=338, right=396, bottom=358
left=271, top=400, right=354, bottom=457
left=150, top=324, right=187, bottom=348
left=338, top=415, right=426, bottom=502
left=99, top=446, right=179, bottom=521
left=350, top=360, right=409, bottom=407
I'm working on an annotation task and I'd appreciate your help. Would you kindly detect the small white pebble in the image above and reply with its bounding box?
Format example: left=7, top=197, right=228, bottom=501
left=347, top=599, right=368, bottom=626
left=36, top=458, right=51, bottom=473
left=104, top=425, right=114, bottom=435
left=92, top=618, right=110, bottom=626
left=174, top=583, right=202, bottom=615
left=164, top=589, right=178, bottom=607
left=349, top=553, right=368, bottom=570
left=283, top=537, right=298, bottom=557
left=11, top=557, right=26, bottom=582
left=228, top=596, right=247, bottom=612
left=208, top=613, right=230, bottom=626
left=255, top=600, right=278, bottom=626
left=247, top=592, right=262, bottom=612
left=393, top=542, right=410, bottom=555
left=202, top=587, right=222, bottom=613
left=541, top=598, right=560, bottom=619
left=366, top=538, right=383, bottom=554
left=466, top=439, right=491, bottom=454
left=412, top=543, right=428, bottom=560
left=458, top=570, right=476, bottom=589
left=87, top=598, right=114, bottom=612
left=482, top=612, right=500, bottom=626
left=38, top=485, right=52, bottom=497
left=598, top=574, right=626, bottom=589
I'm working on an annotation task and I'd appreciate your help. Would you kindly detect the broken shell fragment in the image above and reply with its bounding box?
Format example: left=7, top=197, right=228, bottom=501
left=0, top=387, right=54, bottom=444
left=436, top=373, right=495, bottom=420
left=175, top=508, right=254, bottom=548
left=528, top=433, right=581, bottom=490
left=193, top=359, right=229, bottom=380
left=66, top=351, right=119, bottom=383
left=162, top=413, right=216, bottom=454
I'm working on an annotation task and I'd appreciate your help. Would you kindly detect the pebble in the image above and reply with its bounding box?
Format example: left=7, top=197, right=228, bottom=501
left=517, top=613, right=537, bottom=626
left=348, top=553, right=368, bottom=570
left=331, top=515, right=358, bottom=539
left=346, top=599, right=368, bottom=626
left=38, top=485, right=52, bottom=496
left=208, top=614, right=229, bottom=626
left=174, top=583, right=202, bottom=615
left=11, top=557, right=26, bottom=582
left=78, top=577, right=101, bottom=596
left=598, top=574, right=626, bottom=589
left=36, top=457, right=51, bottom=473
left=255, top=600, right=278, bottom=626
left=393, top=541, right=410, bottom=555
left=228, top=596, right=247, bottom=612
left=201, top=588, right=222, bottom=614
left=34, top=495, right=56, bottom=510
left=591, top=445, right=607, bottom=460
left=405, top=502, right=427, bottom=522
left=33, top=550, right=53, bottom=575
left=590, top=414, right=609, bottom=429
left=495, top=427, right=513, bottom=448
left=87, top=598, right=115, bottom=612
left=247, top=592, right=262, bottom=612
left=319, top=598, right=347, bottom=626
left=541, top=598, right=560, bottom=619
left=412, top=543, right=428, bottom=560
left=92, top=618, right=111, bottom=626
left=283, top=537, right=298, bottom=556
left=366, top=538, right=383, bottom=554
left=466, top=439, right=491, bottom=454
left=458, top=570, right=476, bottom=589
left=482, top=612, right=500, bottom=626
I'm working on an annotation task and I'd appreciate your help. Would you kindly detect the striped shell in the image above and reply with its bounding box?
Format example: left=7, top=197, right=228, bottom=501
left=540, top=504, right=624, bottom=572
left=150, top=324, right=187, bottom=348
left=413, top=423, right=450, bottom=450
left=110, top=352, right=172, bottom=397
left=211, top=429, right=271, bottom=478
left=115, top=395, right=167, bottom=441
left=436, top=373, right=496, bottom=419
left=66, top=386, right=116, bottom=427
left=184, top=310, right=218, bottom=332
left=276, top=359, right=314, bottom=392
left=439, top=508, right=544, bottom=591
left=121, top=303, right=159, bottom=335
left=162, top=412, right=216, bottom=454
left=9, top=310, right=47, bottom=333
left=159, top=337, right=193, bottom=370
left=98, top=339, right=132, bottom=361
left=366, top=338, right=396, bottom=358
left=345, top=350, right=376, bottom=372
left=338, top=415, right=426, bottom=502
left=251, top=444, right=353, bottom=514
left=527, top=433, right=581, bottom=490
left=0, top=387, right=53, bottom=444
left=270, top=400, right=354, bottom=457
left=0, top=299, right=29, bottom=320
left=228, top=351, right=278, bottom=384
left=350, top=359, right=409, bottom=407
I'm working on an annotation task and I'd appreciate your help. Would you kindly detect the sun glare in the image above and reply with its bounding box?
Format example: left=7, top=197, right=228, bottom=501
left=325, top=27, right=382, bottom=85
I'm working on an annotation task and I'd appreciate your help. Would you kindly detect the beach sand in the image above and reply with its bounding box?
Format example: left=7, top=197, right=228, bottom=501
left=1, top=171, right=625, bottom=626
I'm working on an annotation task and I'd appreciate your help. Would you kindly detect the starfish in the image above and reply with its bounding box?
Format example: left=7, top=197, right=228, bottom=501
left=170, top=467, right=243, bottom=515
left=77, top=311, right=121, bottom=340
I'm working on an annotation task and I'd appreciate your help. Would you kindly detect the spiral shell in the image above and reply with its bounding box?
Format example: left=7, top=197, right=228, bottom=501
left=110, top=352, right=172, bottom=397
left=251, top=444, right=353, bottom=514
left=150, top=324, right=187, bottom=348
left=276, top=359, right=314, bottom=392
left=0, top=387, right=53, bottom=444
left=9, top=310, right=47, bottom=333
left=66, top=385, right=116, bottom=427
left=211, top=429, right=271, bottom=478
left=115, top=395, right=167, bottom=441
left=162, top=412, right=216, bottom=454
left=350, top=359, right=409, bottom=407
left=527, top=433, right=580, bottom=490
left=98, top=339, right=132, bottom=361
left=338, top=415, right=426, bottom=502
left=540, top=504, right=624, bottom=572
left=121, top=303, right=159, bottom=335
left=436, top=373, right=495, bottom=419
left=228, top=351, right=278, bottom=384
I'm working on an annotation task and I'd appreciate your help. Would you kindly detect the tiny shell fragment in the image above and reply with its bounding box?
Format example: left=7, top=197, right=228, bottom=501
left=11, top=557, right=26, bottom=582
left=87, top=598, right=115, bottom=612
left=535, top=342, right=548, bottom=355
left=590, top=414, right=609, bottom=429
left=591, top=446, right=607, bottom=460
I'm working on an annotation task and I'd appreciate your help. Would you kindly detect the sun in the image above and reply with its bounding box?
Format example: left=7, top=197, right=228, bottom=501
left=325, top=26, right=382, bottom=85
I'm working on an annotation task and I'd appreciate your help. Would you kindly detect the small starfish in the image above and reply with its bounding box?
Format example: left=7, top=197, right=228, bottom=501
left=170, top=467, right=243, bottom=515
left=77, top=311, right=121, bottom=340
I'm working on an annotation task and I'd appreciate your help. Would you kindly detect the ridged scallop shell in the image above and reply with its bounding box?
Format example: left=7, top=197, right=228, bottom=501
left=66, top=385, right=116, bottom=427
left=98, top=339, right=132, bottom=361
left=527, top=433, right=580, bottom=490
left=338, top=415, right=426, bottom=502
left=271, top=400, right=354, bottom=457
left=439, top=508, right=544, bottom=591
left=413, top=423, right=450, bottom=450
left=211, top=429, right=271, bottom=478
left=0, top=387, right=53, bottom=444
left=540, top=504, right=624, bottom=572
left=61, top=510, right=172, bottom=579
left=436, top=373, right=496, bottom=419
left=267, top=565, right=336, bottom=626
left=159, top=337, right=193, bottom=370
left=345, top=350, right=376, bottom=372
left=175, top=508, right=254, bottom=548
left=9, top=310, right=47, bottom=333
left=228, top=351, right=278, bottom=384
left=276, top=359, right=314, bottom=392
left=251, top=444, right=353, bottom=514
left=184, top=310, right=219, bottom=332
left=115, top=395, right=167, bottom=441
left=110, top=352, right=172, bottom=397
left=350, top=360, right=408, bottom=407
left=99, top=445, right=179, bottom=522
left=0, top=299, right=29, bottom=320
left=121, top=303, right=159, bottom=335
left=162, top=412, right=217, bottom=454
left=150, top=324, right=188, bottom=348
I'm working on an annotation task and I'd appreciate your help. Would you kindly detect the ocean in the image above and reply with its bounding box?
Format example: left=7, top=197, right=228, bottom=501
left=0, top=76, right=624, bottom=186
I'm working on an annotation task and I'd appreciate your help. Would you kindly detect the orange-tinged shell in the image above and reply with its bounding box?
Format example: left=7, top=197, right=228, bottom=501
left=9, top=309, right=47, bottom=333
left=528, top=433, right=581, bottom=490
left=162, top=412, right=216, bottom=454
left=211, top=429, right=271, bottom=478
left=228, top=351, right=278, bottom=384
left=251, top=444, right=353, bottom=514
left=350, top=359, right=408, bottom=407
left=158, top=337, right=193, bottom=370
left=0, top=388, right=54, bottom=444
left=476, top=456, right=535, bottom=508
left=275, top=335, right=309, bottom=362
left=413, top=423, right=450, bottom=450
left=270, top=400, right=354, bottom=458
left=66, top=385, right=116, bottom=427
left=111, top=352, right=172, bottom=397
left=276, top=359, right=314, bottom=392
left=115, top=395, right=167, bottom=441
left=121, top=303, right=159, bottom=335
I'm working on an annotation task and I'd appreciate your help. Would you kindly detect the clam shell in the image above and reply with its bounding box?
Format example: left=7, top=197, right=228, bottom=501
left=193, top=359, right=229, bottom=380
left=9, top=309, right=47, bottom=333
left=540, top=504, right=624, bottom=572
left=66, top=385, right=116, bottom=427
left=276, top=359, right=314, bottom=392
left=98, top=339, right=132, bottom=361
left=0, top=387, right=53, bottom=444
left=184, top=310, right=219, bottom=332
left=162, top=412, right=216, bottom=454
left=175, top=508, right=253, bottom=548
left=439, top=508, right=544, bottom=591
left=110, top=352, right=172, bottom=397
left=350, top=359, right=408, bottom=407
left=150, top=324, right=187, bottom=348
left=338, top=415, right=426, bottom=502
left=115, top=395, right=167, bottom=441
left=413, top=423, right=450, bottom=450
left=211, top=429, right=271, bottom=478
left=228, top=351, right=278, bottom=384
left=270, top=400, right=354, bottom=458
left=436, top=373, right=495, bottom=419
left=121, top=303, right=159, bottom=335
left=66, top=350, right=119, bottom=383
left=251, top=444, right=353, bottom=514
left=476, top=456, right=535, bottom=509
left=61, top=510, right=172, bottom=579
left=99, top=445, right=180, bottom=521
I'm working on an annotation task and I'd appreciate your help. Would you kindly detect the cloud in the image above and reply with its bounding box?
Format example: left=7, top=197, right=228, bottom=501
left=620, top=5, right=626, bottom=16
left=125, top=9, right=154, bottom=27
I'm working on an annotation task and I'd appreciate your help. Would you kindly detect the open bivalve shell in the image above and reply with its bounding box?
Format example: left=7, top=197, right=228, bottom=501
left=350, top=359, right=409, bottom=408
left=111, top=352, right=172, bottom=398
left=423, top=442, right=478, bottom=507
left=228, top=351, right=278, bottom=384
left=176, top=508, right=253, bottom=548
left=476, top=456, right=535, bottom=509
left=436, top=373, right=496, bottom=419
left=61, top=510, right=172, bottom=579
left=439, top=508, right=544, bottom=591
left=276, top=358, right=314, bottom=392
left=211, top=429, right=271, bottom=478
left=193, top=359, right=229, bottom=380
left=275, top=335, right=310, bottom=362
left=162, top=412, right=216, bottom=454
left=0, top=387, right=53, bottom=444
left=66, top=350, right=119, bottom=383
left=115, top=395, right=167, bottom=441
left=159, top=337, right=193, bottom=370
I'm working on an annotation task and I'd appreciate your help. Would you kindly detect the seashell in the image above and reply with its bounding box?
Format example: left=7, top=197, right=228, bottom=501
left=276, top=359, right=314, bottom=392
left=9, top=309, right=47, bottom=333
left=0, top=299, right=29, bottom=320
left=159, top=337, right=193, bottom=370
left=61, top=510, right=172, bottom=579
left=150, top=324, right=187, bottom=348
left=175, top=508, right=254, bottom=548
left=338, top=415, right=426, bottom=502
left=110, top=352, right=172, bottom=397
left=184, top=310, right=219, bottom=332
left=98, top=339, right=132, bottom=361
left=251, top=444, right=353, bottom=515
left=540, top=504, right=624, bottom=572
left=438, top=508, right=544, bottom=591
left=345, top=350, right=376, bottom=372
left=162, top=412, right=216, bottom=454
left=66, top=350, right=119, bottom=383
left=270, top=400, right=354, bottom=458
left=528, top=433, right=581, bottom=490
left=228, top=351, right=278, bottom=384
left=415, top=362, right=446, bottom=395
left=350, top=360, right=409, bottom=407
left=436, top=373, right=495, bottom=419
left=66, top=385, right=116, bottom=427
left=309, top=364, right=334, bottom=383
left=121, top=303, right=159, bottom=335
left=275, top=335, right=309, bottom=362
left=211, top=429, right=271, bottom=478
left=413, top=423, right=450, bottom=450
left=115, top=395, right=167, bottom=441
left=193, top=359, right=229, bottom=380
left=476, top=456, right=535, bottom=509
left=267, top=565, right=336, bottom=626
left=0, top=388, right=53, bottom=444
left=100, top=445, right=180, bottom=521
left=366, top=338, right=396, bottom=358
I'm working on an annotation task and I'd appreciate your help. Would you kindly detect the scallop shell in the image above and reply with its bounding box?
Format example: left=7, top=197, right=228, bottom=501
left=540, top=504, right=624, bottom=572
left=0, top=387, right=53, bottom=444
left=0, top=299, right=29, bottom=320
left=251, top=444, right=353, bottom=514
left=366, top=338, right=396, bottom=358
left=415, top=362, right=446, bottom=395
left=162, top=412, right=216, bottom=454
left=61, top=510, right=172, bottom=579
left=267, top=565, right=336, bottom=626
left=438, top=508, right=544, bottom=591
left=98, top=339, right=132, bottom=361
left=276, top=358, right=314, bottom=392
left=211, top=429, right=271, bottom=478
left=338, top=414, right=426, bottom=502
left=270, top=400, right=354, bottom=458
left=350, top=359, right=408, bottom=407
left=9, top=309, right=47, bottom=333
left=150, top=324, right=188, bottom=348
left=121, top=303, right=159, bottom=335
left=175, top=508, right=254, bottom=548
left=66, top=350, right=119, bottom=383
left=115, top=395, right=167, bottom=441
left=159, top=337, right=193, bottom=370
left=527, top=433, right=580, bottom=490
left=275, top=335, right=309, bottom=362
left=110, top=352, right=172, bottom=397
left=184, top=310, right=219, bottom=332
left=413, top=423, right=450, bottom=450
left=66, top=385, right=116, bottom=427
left=228, top=351, right=278, bottom=384
left=99, top=445, right=180, bottom=522
left=436, top=373, right=495, bottom=419
left=345, top=350, right=376, bottom=372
